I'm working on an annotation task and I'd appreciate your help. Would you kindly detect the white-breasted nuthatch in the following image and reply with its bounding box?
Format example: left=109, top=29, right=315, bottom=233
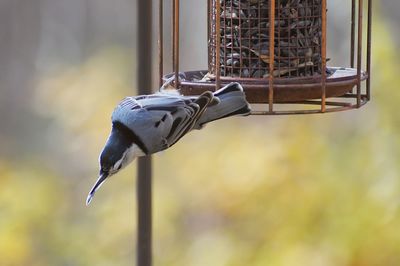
left=86, top=82, right=250, bottom=205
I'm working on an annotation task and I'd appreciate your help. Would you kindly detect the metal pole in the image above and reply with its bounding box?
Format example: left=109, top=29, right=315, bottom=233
left=137, top=0, right=153, bottom=265
left=137, top=157, right=152, bottom=266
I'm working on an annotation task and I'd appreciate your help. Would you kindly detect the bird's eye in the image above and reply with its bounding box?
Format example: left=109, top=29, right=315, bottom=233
left=117, top=164, right=122, bottom=170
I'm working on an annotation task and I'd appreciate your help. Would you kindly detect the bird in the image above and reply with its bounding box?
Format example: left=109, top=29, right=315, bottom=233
left=86, top=82, right=251, bottom=205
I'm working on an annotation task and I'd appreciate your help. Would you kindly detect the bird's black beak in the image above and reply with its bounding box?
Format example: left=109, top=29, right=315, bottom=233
left=86, top=171, right=109, bottom=206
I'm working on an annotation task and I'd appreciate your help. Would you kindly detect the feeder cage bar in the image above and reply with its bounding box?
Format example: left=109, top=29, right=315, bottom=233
left=215, top=0, right=222, bottom=90
left=159, top=0, right=163, bottom=87
left=321, top=0, right=327, bottom=112
left=161, top=0, right=372, bottom=115
left=172, top=0, right=175, bottom=76
left=268, top=0, right=275, bottom=113
left=357, top=0, right=363, bottom=107
left=173, top=0, right=180, bottom=89
left=208, top=0, right=211, bottom=73
left=366, top=0, right=372, bottom=100
left=351, top=0, right=356, bottom=68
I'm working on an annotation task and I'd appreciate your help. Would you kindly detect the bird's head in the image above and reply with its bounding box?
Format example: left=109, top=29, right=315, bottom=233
left=86, top=123, right=144, bottom=205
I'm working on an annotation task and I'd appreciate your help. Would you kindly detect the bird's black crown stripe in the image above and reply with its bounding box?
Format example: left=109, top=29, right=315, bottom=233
left=113, top=121, right=149, bottom=154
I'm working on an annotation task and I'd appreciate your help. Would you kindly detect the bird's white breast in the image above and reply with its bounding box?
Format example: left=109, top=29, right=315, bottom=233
left=122, top=144, right=145, bottom=166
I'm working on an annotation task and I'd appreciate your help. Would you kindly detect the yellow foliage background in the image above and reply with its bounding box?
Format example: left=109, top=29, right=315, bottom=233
left=1, top=1, right=400, bottom=265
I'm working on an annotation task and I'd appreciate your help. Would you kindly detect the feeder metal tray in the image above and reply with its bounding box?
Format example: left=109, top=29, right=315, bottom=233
left=163, top=67, right=368, bottom=103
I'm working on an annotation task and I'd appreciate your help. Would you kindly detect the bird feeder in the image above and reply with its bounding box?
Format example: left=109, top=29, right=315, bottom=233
left=159, top=0, right=372, bottom=115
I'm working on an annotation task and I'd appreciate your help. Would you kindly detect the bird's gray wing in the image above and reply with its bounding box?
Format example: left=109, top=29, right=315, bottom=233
left=164, top=92, right=212, bottom=146
left=111, top=92, right=212, bottom=154
left=141, top=91, right=213, bottom=147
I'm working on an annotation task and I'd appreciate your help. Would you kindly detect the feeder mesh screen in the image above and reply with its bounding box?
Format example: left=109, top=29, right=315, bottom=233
left=209, top=0, right=323, bottom=79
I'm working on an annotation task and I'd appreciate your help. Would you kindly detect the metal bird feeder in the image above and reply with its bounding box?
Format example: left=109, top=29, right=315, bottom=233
left=160, top=0, right=372, bottom=115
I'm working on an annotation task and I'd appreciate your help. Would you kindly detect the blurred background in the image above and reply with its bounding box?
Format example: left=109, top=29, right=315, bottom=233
left=1, top=0, right=400, bottom=265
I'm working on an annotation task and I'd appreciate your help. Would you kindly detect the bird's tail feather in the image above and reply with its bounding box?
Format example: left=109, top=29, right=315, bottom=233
left=194, top=83, right=251, bottom=128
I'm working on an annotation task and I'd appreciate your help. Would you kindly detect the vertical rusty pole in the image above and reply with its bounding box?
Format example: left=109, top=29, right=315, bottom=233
left=173, top=0, right=180, bottom=88
left=137, top=0, right=152, bottom=265
left=268, top=0, right=275, bottom=113
left=357, top=0, right=363, bottom=107
left=207, top=0, right=211, bottom=73
left=172, top=0, right=175, bottom=78
left=215, top=0, right=221, bottom=90
left=321, top=0, right=327, bottom=112
left=366, top=0, right=372, bottom=100
left=159, top=0, right=163, bottom=87
left=351, top=0, right=356, bottom=68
